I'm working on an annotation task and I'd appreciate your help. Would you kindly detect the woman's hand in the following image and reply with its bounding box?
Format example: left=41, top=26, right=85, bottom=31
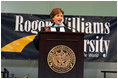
left=45, top=25, right=51, bottom=32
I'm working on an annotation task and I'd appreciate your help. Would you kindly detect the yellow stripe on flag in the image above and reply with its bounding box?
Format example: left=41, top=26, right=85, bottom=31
left=1, top=35, right=36, bottom=52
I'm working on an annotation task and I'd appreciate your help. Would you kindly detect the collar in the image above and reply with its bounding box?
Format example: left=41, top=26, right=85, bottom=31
left=50, top=23, right=64, bottom=28
left=53, top=24, right=64, bottom=28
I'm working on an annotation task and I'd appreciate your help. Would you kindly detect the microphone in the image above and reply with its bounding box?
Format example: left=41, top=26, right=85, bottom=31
left=63, top=22, right=79, bottom=32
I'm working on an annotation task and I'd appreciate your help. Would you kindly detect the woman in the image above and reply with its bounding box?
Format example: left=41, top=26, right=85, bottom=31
left=43, top=8, right=71, bottom=32
left=33, top=8, right=71, bottom=50
left=45, top=8, right=64, bottom=32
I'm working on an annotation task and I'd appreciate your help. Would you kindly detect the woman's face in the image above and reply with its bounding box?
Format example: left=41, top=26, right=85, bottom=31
left=52, top=13, right=64, bottom=25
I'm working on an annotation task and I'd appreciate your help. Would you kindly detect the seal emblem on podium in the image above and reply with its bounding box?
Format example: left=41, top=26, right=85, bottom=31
left=47, top=45, right=76, bottom=73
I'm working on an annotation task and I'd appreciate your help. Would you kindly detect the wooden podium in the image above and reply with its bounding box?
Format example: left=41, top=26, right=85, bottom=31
left=38, top=32, right=84, bottom=78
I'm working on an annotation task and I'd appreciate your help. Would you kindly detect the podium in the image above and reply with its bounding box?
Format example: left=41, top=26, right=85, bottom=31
left=38, top=32, right=84, bottom=78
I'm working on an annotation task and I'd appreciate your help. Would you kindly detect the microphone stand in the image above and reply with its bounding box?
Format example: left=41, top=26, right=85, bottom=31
left=51, top=22, right=79, bottom=32
left=63, top=22, right=79, bottom=32
left=51, top=23, right=55, bottom=27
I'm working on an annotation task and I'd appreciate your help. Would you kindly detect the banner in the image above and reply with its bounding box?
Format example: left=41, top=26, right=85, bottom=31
left=1, top=13, right=117, bottom=62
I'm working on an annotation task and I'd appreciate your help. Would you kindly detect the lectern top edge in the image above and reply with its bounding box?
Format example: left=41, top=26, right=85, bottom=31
left=39, top=31, right=84, bottom=35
